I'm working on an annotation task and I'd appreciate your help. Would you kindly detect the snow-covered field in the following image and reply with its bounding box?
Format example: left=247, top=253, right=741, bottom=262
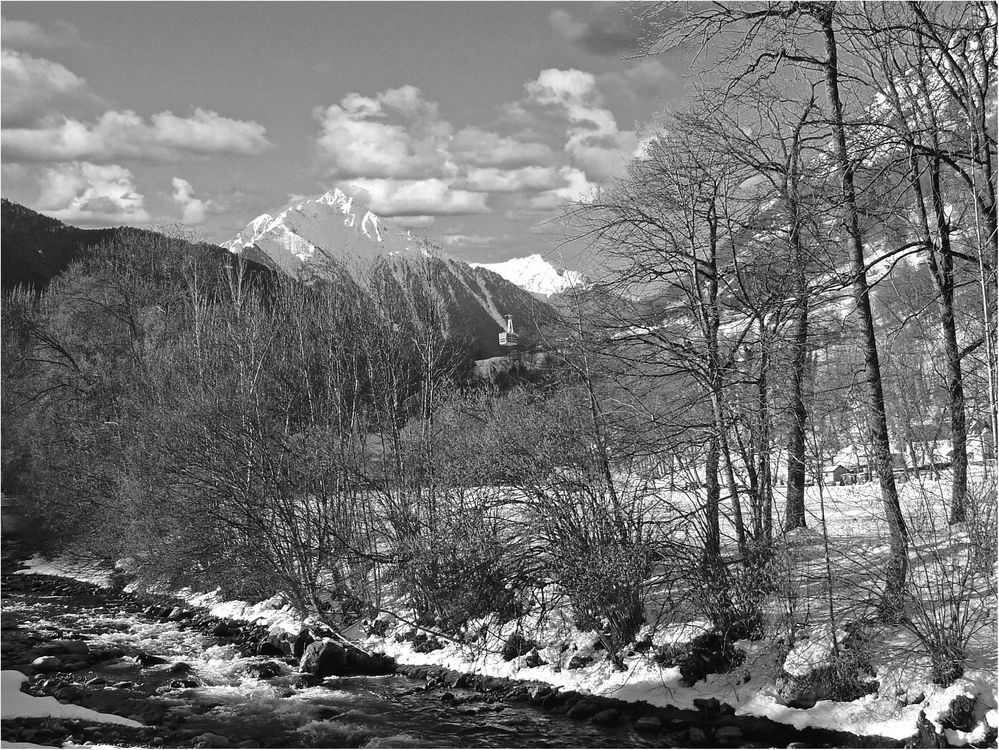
left=10, top=471, right=997, bottom=745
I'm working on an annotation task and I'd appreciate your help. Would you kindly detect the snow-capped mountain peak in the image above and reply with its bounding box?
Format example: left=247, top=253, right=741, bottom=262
left=224, top=189, right=418, bottom=277
left=471, top=253, right=588, bottom=297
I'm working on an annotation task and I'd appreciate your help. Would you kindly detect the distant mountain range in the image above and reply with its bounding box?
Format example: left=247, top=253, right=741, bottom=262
left=2, top=195, right=560, bottom=359
left=225, top=189, right=557, bottom=357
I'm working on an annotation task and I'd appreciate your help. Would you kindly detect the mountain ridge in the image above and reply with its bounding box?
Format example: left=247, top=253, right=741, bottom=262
left=226, top=189, right=555, bottom=358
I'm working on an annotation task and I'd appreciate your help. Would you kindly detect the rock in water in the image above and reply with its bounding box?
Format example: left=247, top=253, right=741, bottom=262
left=31, top=656, right=62, bottom=672
left=634, top=715, right=662, bottom=733
left=192, top=732, right=230, bottom=748
left=715, top=725, right=743, bottom=744
left=591, top=708, right=619, bottom=725
left=300, top=639, right=348, bottom=677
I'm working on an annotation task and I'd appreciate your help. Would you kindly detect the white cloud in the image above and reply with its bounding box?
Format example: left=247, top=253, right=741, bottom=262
left=3, top=107, right=271, bottom=162
left=451, top=127, right=555, bottom=168
left=522, top=67, right=638, bottom=182
left=1, top=16, right=83, bottom=51
left=315, top=85, right=455, bottom=179
left=1, top=50, right=100, bottom=127
left=440, top=233, right=502, bottom=248
left=392, top=215, right=437, bottom=229
left=456, top=166, right=567, bottom=193
left=171, top=177, right=207, bottom=224
left=35, top=162, right=151, bottom=225
left=527, top=167, right=599, bottom=210
left=343, top=178, right=489, bottom=217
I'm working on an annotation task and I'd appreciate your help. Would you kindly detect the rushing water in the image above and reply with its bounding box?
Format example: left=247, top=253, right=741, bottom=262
left=2, top=574, right=657, bottom=748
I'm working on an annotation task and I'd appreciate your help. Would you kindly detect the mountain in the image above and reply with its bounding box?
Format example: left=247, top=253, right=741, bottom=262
left=0, top=200, right=272, bottom=293
left=470, top=254, right=588, bottom=298
left=226, top=190, right=554, bottom=358
left=1, top=200, right=116, bottom=290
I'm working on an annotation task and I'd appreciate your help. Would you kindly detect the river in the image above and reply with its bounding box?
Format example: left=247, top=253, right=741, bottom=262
left=2, top=555, right=896, bottom=749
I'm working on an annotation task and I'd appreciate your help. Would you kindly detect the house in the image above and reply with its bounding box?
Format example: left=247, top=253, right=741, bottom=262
left=823, top=446, right=907, bottom=486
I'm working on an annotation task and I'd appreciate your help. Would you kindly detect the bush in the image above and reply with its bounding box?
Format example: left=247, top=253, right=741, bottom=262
left=902, top=480, right=997, bottom=687
left=555, top=535, right=651, bottom=657
left=655, top=630, right=745, bottom=685
left=693, top=546, right=776, bottom=641
left=395, top=505, right=531, bottom=630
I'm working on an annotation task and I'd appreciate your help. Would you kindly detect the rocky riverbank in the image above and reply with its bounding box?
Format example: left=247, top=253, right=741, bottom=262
left=2, top=549, right=918, bottom=749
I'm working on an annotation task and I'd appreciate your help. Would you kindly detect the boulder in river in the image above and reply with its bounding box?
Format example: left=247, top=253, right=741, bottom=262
left=193, top=732, right=231, bottom=748
left=31, top=655, right=62, bottom=672
left=591, top=708, right=620, bottom=725
left=634, top=715, right=662, bottom=733
left=300, top=639, right=348, bottom=677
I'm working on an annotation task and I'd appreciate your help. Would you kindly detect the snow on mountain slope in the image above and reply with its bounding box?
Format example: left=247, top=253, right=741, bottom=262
left=471, top=254, right=588, bottom=297
left=224, top=189, right=425, bottom=278
left=225, top=189, right=553, bottom=358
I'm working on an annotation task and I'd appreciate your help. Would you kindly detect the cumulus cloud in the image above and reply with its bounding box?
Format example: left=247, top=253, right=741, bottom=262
left=440, top=233, right=504, bottom=248
left=1, top=50, right=102, bottom=127
left=1, top=16, right=83, bottom=51
left=35, top=161, right=151, bottom=225
left=549, top=5, right=650, bottom=56
left=392, top=215, right=438, bottom=229
left=527, top=167, right=599, bottom=210
left=451, top=127, right=555, bottom=169
left=343, top=178, right=489, bottom=217
left=315, top=85, right=455, bottom=179
left=171, top=177, right=208, bottom=224
left=456, top=166, right=567, bottom=194
left=2, top=107, right=271, bottom=162
left=523, top=68, right=637, bottom=181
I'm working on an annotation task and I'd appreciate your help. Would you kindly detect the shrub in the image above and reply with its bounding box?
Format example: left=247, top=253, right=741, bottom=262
left=693, top=545, right=776, bottom=641
left=554, top=534, right=652, bottom=658
left=395, top=505, right=531, bottom=630
left=902, top=480, right=997, bottom=687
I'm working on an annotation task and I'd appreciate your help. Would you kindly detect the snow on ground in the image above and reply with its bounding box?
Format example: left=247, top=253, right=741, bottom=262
left=1, top=671, right=143, bottom=727
left=12, top=470, right=996, bottom=744
left=14, top=557, right=112, bottom=589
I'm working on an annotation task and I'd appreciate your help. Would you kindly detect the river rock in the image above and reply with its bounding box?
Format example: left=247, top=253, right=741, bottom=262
left=260, top=624, right=312, bottom=658
left=244, top=660, right=283, bottom=679
left=524, top=649, right=546, bottom=668
left=567, top=700, right=599, bottom=719
left=53, top=639, right=89, bottom=655
left=501, top=633, right=537, bottom=661
left=167, top=607, right=193, bottom=621
left=55, top=685, right=83, bottom=702
left=567, top=654, right=593, bottom=670
left=591, top=708, right=619, bottom=725
left=938, top=693, right=977, bottom=732
left=211, top=620, right=240, bottom=638
left=193, top=732, right=230, bottom=748
left=135, top=652, right=169, bottom=667
left=687, top=727, right=708, bottom=743
left=634, top=715, right=662, bottom=733
left=300, top=639, right=348, bottom=677
left=715, top=725, right=743, bottom=744
left=31, top=656, right=62, bottom=672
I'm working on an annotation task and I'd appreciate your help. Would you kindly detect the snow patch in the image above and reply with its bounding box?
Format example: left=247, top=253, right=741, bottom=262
left=0, top=671, right=143, bottom=727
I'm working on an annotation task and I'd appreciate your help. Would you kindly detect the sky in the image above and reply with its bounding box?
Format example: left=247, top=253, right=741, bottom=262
left=1, top=2, right=694, bottom=265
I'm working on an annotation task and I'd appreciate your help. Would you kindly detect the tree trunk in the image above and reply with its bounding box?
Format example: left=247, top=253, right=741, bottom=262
left=705, top=433, right=721, bottom=560
left=818, top=8, right=909, bottom=620
left=785, top=255, right=810, bottom=532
